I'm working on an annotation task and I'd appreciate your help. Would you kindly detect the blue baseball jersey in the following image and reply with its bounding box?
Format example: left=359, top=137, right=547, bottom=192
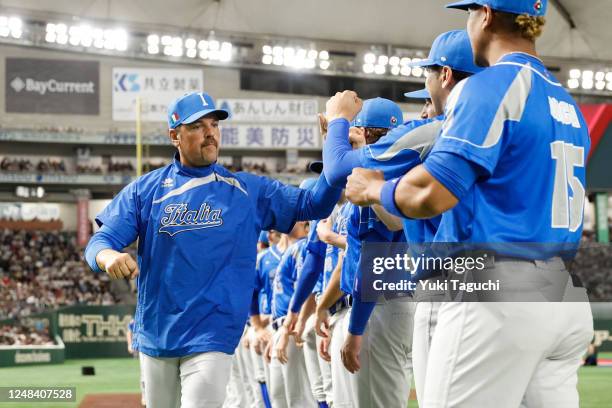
left=340, top=204, right=399, bottom=295
left=271, top=238, right=307, bottom=320
left=323, top=202, right=351, bottom=290
left=254, top=245, right=283, bottom=315
left=360, top=117, right=443, bottom=180
left=426, top=53, right=590, bottom=253
left=359, top=117, right=444, bottom=244
left=90, top=155, right=335, bottom=357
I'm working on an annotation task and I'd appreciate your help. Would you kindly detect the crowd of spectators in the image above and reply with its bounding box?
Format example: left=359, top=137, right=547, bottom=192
left=0, top=229, right=117, bottom=321
left=1, top=158, right=66, bottom=173
left=0, top=324, right=54, bottom=346
left=569, top=231, right=612, bottom=301
left=107, top=160, right=135, bottom=174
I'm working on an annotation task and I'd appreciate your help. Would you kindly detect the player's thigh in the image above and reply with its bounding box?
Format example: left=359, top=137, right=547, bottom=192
left=140, top=352, right=181, bottom=408
left=179, top=351, right=233, bottom=408
left=523, top=302, right=593, bottom=408
left=424, top=302, right=549, bottom=408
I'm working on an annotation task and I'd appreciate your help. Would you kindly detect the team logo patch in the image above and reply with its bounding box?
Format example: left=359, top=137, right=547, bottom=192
left=171, top=112, right=180, bottom=124
left=390, top=116, right=398, bottom=125
left=534, top=0, right=543, bottom=12
left=159, top=202, right=223, bottom=236
left=161, top=178, right=174, bottom=188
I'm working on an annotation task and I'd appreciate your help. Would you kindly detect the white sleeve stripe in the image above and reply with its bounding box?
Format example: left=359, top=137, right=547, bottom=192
left=153, top=173, right=247, bottom=204
left=368, top=120, right=442, bottom=161
left=441, top=65, right=532, bottom=149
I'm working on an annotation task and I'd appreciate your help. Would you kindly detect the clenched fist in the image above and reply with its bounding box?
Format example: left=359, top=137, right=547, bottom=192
left=96, top=249, right=139, bottom=280
left=345, top=168, right=385, bottom=206
left=325, top=90, right=363, bottom=123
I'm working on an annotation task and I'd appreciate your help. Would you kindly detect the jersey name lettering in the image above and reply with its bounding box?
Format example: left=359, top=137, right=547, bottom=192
left=159, top=202, right=223, bottom=235
left=548, top=97, right=581, bottom=129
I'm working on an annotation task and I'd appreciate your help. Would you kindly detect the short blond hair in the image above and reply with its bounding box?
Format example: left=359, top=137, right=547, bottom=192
left=495, top=11, right=546, bottom=42
left=515, top=14, right=546, bottom=41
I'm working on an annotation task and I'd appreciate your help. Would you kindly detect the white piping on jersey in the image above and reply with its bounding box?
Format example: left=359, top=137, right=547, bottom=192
left=367, top=120, right=443, bottom=161
left=495, top=61, right=562, bottom=87
left=441, top=65, right=533, bottom=149
left=153, top=173, right=247, bottom=204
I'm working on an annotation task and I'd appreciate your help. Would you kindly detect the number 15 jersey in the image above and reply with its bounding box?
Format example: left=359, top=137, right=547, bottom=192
left=427, top=53, right=590, bottom=250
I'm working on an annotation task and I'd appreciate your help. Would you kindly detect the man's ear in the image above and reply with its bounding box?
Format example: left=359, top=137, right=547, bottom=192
left=168, top=127, right=180, bottom=148
left=442, top=66, right=454, bottom=89
left=482, top=5, right=494, bottom=30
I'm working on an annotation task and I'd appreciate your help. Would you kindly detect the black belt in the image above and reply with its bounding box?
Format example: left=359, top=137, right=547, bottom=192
left=271, top=316, right=285, bottom=331
left=329, top=295, right=352, bottom=316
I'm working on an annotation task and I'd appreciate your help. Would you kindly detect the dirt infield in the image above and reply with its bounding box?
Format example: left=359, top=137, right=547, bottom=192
left=78, top=394, right=143, bottom=408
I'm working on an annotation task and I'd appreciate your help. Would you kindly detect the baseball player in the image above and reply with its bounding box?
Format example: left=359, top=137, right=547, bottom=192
left=322, top=31, right=482, bottom=405
left=267, top=219, right=316, bottom=408
left=84, top=91, right=340, bottom=408
left=343, top=0, right=593, bottom=406
left=281, top=216, right=333, bottom=408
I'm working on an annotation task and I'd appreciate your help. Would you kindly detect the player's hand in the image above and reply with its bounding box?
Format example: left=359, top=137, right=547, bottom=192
left=255, top=328, right=272, bottom=355
left=341, top=333, right=363, bottom=373
left=292, top=316, right=307, bottom=346
left=314, top=306, right=331, bottom=338
left=275, top=327, right=291, bottom=364
left=97, top=249, right=139, bottom=280
left=127, top=344, right=134, bottom=354
left=316, top=218, right=334, bottom=245
left=349, top=127, right=366, bottom=149
left=264, top=339, right=273, bottom=364
left=325, top=90, right=363, bottom=123
left=318, top=113, right=328, bottom=140
left=283, top=312, right=298, bottom=333
left=318, top=335, right=332, bottom=362
left=345, top=168, right=385, bottom=207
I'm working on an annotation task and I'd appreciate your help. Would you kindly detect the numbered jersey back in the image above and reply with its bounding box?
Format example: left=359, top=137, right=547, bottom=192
left=431, top=53, right=590, bottom=247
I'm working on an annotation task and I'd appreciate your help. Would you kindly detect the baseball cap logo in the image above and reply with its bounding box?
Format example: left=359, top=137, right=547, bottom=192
left=171, top=112, right=180, bottom=123
left=391, top=116, right=397, bottom=125
left=534, top=0, right=543, bottom=11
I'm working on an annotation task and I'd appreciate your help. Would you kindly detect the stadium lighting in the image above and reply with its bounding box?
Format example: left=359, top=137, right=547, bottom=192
left=0, top=16, right=22, bottom=38
left=262, top=44, right=328, bottom=70
left=362, top=53, right=416, bottom=77
left=567, top=68, right=612, bottom=91
left=46, top=21, right=128, bottom=51
left=567, top=78, right=579, bottom=89
left=374, top=64, right=385, bottom=75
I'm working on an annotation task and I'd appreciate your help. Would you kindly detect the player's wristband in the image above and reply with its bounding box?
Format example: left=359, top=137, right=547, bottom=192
left=380, top=177, right=406, bottom=218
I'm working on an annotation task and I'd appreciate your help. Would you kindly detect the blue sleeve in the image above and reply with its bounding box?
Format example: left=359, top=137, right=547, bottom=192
left=94, top=180, right=140, bottom=245
left=289, top=249, right=324, bottom=313
left=322, top=119, right=363, bottom=187
left=432, top=68, right=530, bottom=174
left=255, top=175, right=341, bottom=233
left=423, top=151, right=486, bottom=200
left=348, top=293, right=376, bottom=335
left=249, top=290, right=260, bottom=316
left=359, top=119, right=441, bottom=179
left=84, top=224, right=133, bottom=273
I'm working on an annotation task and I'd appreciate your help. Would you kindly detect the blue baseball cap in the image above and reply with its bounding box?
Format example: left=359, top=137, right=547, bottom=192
left=409, top=30, right=482, bottom=74
left=446, top=0, right=546, bottom=16
left=258, top=230, right=269, bottom=245
left=299, top=177, right=318, bottom=190
left=351, top=98, right=403, bottom=129
left=167, top=92, right=229, bottom=129
left=404, top=89, right=431, bottom=100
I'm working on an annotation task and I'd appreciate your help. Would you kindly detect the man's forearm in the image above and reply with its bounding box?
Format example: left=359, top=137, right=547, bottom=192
left=297, top=174, right=342, bottom=221
left=298, top=294, right=316, bottom=322
left=322, top=119, right=363, bottom=188
left=371, top=204, right=403, bottom=231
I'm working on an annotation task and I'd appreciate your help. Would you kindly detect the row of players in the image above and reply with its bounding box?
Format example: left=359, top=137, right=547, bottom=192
left=86, top=2, right=593, bottom=406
